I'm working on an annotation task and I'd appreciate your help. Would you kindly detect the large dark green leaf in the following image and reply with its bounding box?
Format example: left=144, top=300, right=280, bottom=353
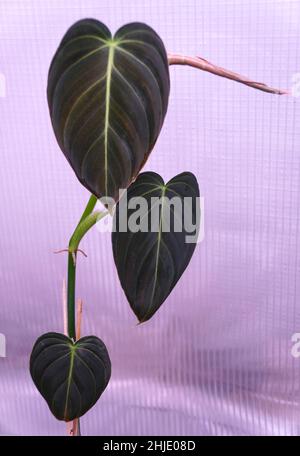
left=30, top=332, right=111, bottom=421
left=112, top=171, right=200, bottom=322
left=47, top=19, right=170, bottom=201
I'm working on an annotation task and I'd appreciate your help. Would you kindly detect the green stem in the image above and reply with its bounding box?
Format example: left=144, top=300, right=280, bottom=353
left=67, top=251, right=77, bottom=340
left=67, top=195, right=108, bottom=339
left=64, top=195, right=108, bottom=436
left=77, top=194, right=98, bottom=226
left=69, top=211, right=108, bottom=255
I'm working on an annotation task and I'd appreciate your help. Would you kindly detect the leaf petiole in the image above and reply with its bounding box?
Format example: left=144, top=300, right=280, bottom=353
left=67, top=195, right=109, bottom=339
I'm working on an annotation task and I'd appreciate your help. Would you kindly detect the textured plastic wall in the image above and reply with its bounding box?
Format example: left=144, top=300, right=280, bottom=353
left=0, top=0, right=300, bottom=436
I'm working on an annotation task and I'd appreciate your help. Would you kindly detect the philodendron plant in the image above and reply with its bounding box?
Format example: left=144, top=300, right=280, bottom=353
left=29, top=19, right=286, bottom=435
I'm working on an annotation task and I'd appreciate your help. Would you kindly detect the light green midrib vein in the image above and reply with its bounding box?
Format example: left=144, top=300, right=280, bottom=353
left=145, top=186, right=166, bottom=320
left=104, top=44, right=115, bottom=197
left=64, top=346, right=76, bottom=420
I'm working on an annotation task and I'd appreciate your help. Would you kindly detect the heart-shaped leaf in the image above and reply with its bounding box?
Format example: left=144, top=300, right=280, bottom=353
left=112, top=171, right=200, bottom=322
left=47, top=19, right=170, bottom=201
left=30, top=332, right=111, bottom=421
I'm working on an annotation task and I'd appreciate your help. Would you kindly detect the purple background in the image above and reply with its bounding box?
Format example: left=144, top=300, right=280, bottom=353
left=1, top=0, right=300, bottom=436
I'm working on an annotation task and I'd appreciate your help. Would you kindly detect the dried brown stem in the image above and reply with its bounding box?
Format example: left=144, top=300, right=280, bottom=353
left=168, top=53, right=289, bottom=95
left=76, top=299, right=83, bottom=340
left=62, top=278, right=67, bottom=336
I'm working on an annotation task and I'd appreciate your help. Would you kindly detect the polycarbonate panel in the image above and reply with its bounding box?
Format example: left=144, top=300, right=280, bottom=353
left=0, top=0, right=300, bottom=436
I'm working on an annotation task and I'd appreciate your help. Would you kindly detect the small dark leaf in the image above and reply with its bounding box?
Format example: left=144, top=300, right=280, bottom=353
left=112, top=171, right=200, bottom=322
left=30, top=332, right=111, bottom=421
left=47, top=19, right=170, bottom=201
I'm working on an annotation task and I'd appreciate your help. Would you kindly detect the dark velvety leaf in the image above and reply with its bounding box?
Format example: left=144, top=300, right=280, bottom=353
left=112, top=171, right=200, bottom=322
left=30, top=332, right=111, bottom=421
left=47, top=19, right=170, bottom=201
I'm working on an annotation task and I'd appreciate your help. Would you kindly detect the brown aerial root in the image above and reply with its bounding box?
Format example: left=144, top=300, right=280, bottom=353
left=168, top=53, right=289, bottom=95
